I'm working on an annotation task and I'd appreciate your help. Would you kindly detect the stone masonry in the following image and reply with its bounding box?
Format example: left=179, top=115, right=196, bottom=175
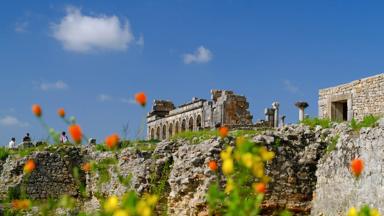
left=147, top=90, right=253, bottom=140
left=318, top=73, right=384, bottom=121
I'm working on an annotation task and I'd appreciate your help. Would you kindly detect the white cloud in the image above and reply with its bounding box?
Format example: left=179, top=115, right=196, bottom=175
left=14, top=21, right=28, bottom=33
left=120, top=98, right=136, bottom=104
left=52, top=6, right=134, bottom=52
left=97, top=94, right=113, bottom=102
left=40, top=80, right=69, bottom=91
left=183, top=46, right=213, bottom=64
left=0, top=116, right=29, bottom=127
left=283, top=80, right=299, bottom=93
left=136, top=35, right=144, bottom=46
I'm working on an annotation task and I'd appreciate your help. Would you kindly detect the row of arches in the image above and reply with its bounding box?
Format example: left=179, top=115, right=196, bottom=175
left=149, top=115, right=202, bottom=140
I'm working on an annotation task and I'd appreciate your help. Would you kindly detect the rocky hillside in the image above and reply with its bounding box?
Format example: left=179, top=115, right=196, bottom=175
left=0, top=121, right=383, bottom=215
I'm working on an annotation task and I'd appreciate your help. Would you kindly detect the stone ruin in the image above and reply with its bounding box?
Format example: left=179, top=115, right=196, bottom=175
left=319, top=73, right=384, bottom=121
left=146, top=90, right=253, bottom=140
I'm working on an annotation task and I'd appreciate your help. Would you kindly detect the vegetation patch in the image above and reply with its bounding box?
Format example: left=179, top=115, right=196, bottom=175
left=350, top=115, right=380, bottom=132
left=326, top=134, right=340, bottom=154
left=301, top=117, right=331, bottom=129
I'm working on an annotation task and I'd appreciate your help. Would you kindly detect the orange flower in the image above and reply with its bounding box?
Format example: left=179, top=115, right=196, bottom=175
left=68, top=124, right=83, bottom=144
left=135, top=92, right=147, bottom=107
left=57, top=108, right=65, bottom=118
left=12, top=199, right=31, bottom=210
left=351, top=158, right=364, bottom=177
left=32, top=104, right=42, bottom=117
left=82, top=162, right=91, bottom=172
left=208, top=160, right=218, bottom=171
left=253, top=182, right=267, bottom=194
left=219, top=127, right=229, bottom=138
left=105, top=133, right=120, bottom=149
left=24, top=159, right=36, bottom=173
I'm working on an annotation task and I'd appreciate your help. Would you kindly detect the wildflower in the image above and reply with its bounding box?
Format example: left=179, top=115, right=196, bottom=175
left=12, top=199, right=31, bottom=210
left=370, top=208, right=380, bottom=216
left=135, top=92, right=147, bottom=107
left=241, top=153, right=253, bottom=168
left=68, top=124, right=83, bottom=144
left=23, top=159, right=36, bottom=174
left=225, top=178, right=235, bottom=194
left=220, top=147, right=233, bottom=160
left=222, top=159, right=234, bottom=175
left=106, top=133, right=120, bottom=149
left=136, top=200, right=151, bottom=216
left=253, top=182, right=266, bottom=194
left=145, top=194, right=159, bottom=206
left=252, top=162, right=264, bottom=178
left=32, top=104, right=42, bottom=117
left=351, top=158, right=364, bottom=177
left=208, top=160, right=218, bottom=171
left=219, top=126, right=229, bottom=138
left=260, top=147, right=275, bottom=161
left=57, top=108, right=65, bottom=118
left=236, top=136, right=245, bottom=147
left=104, top=195, right=119, bottom=213
left=113, top=209, right=129, bottom=216
left=347, top=207, right=357, bottom=216
left=82, top=162, right=91, bottom=172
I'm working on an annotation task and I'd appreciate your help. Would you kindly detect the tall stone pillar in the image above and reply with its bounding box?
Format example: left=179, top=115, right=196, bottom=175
left=281, top=115, right=286, bottom=127
left=272, top=102, right=280, bottom=128
left=295, top=101, right=309, bottom=122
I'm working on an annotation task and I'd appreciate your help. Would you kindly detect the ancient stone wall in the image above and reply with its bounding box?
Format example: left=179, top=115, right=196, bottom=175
left=318, top=73, right=384, bottom=121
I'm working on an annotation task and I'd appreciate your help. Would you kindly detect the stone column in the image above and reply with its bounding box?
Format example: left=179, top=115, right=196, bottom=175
left=272, top=102, right=280, bottom=128
left=280, top=115, right=286, bottom=127
left=295, top=101, right=309, bottom=122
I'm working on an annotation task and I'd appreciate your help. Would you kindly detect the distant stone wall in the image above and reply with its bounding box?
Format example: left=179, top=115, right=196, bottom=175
left=318, top=73, right=384, bottom=121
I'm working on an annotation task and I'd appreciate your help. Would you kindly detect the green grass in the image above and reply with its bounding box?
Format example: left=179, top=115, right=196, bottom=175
left=301, top=117, right=331, bottom=129
left=326, top=134, right=340, bottom=153
left=351, top=115, right=380, bottom=132
left=171, top=130, right=219, bottom=144
left=0, top=147, right=10, bottom=160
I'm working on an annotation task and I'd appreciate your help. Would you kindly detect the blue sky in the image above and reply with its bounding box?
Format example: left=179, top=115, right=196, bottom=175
left=0, top=0, right=383, bottom=145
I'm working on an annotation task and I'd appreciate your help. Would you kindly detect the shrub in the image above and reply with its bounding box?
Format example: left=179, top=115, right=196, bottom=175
left=351, top=115, right=380, bottom=132
left=326, top=134, right=340, bottom=153
left=301, top=117, right=331, bottom=129
left=0, top=147, right=10, bottom=160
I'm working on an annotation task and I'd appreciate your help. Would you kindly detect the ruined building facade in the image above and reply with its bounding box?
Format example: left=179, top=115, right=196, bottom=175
left=319, top=73, right=384, bottom=121
left=147, top=90, right=253, bottom=140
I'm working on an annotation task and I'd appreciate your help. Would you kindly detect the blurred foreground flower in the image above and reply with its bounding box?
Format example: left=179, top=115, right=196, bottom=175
left=208, top=160, right=218, bottom=172
left=104, top=195, right=119, bottom=213
left=351, top=158, right=364, bottom=177
left=68, top=124, right=83, bottom=144
left=57, top=108, right=65, bottom=118
left=12, top=199, right=31, bottom=210
left=106, top=133, right=120, bottom=149
left=219, top=126, right=229, bottom=138
left=253, top=182, right=266, bottom=194
left=32, top=104, right=42, bottom=117
left=82, top=162, right=91, bottom=172
left=24, top=159, right=36, bottom=174
left=135, top=92, right=147, bottom=107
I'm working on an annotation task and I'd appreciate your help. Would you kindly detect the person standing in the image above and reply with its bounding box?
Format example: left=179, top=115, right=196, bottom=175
left=22, top=133, right=31, bottom=143
left=60, top=131, right=69, bottom=143
left=8, top=137, right=17, bottom=149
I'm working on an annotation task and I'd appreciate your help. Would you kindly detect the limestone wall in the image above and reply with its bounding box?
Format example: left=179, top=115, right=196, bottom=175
left=318, top=73, right=384, bottom=121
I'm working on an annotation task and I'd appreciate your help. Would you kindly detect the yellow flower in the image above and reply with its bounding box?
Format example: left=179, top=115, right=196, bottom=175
left=347, top=207, right=357, bottom=216
left=222, top=159, right=234, bottom=175
left=104, top=196, right=119, bottom=213
left=260, top=147, right=275, bottom=161
left=236, top=136, right=245, bottom=147
left=137, top=200, right=151, bottom=216
left=114, top=209, right=129, bottom=216
left=146, top=195, right=158, bottom=206
left=252, top=162, right=264, bottom=178
left=370, top=209, right=380, bottom=216
left=241, top=153, right=253, bottom=168
left=220, top=147, right=233, bottom=160
left=225, top=178, right=235, bottom=194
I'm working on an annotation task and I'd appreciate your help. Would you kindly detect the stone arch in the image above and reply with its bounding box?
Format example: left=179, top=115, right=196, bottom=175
left=181, top=119, right=186, bottom=132
left=156, top=126, right=160, bottom=140
left=196, top=115, right=202, bottom=130
left=175, top=121, right=180, bottom=134
left=168, top=122, right=173, bottom=138
left=150, top=128, right=155, bottom=140
left=162, top=124, right=167, bottom=140
left=188, top=117, right=194, bottom=131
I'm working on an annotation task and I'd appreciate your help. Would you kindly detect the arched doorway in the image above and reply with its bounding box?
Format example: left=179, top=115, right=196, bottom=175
left=188, top=117, right=194, bottom=131
left=156, top=127, right=160, bottom=140
left=168, top=123, right=173, bottom=138
left=162, top=125, right=167, bottom=140
left=181, top=119, right=186, bottom=132
left=196, top=115, right=202, bottom=130
left=150, top=128, right=155, bottom=140
left=175, top=121, right=180, bottom=134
